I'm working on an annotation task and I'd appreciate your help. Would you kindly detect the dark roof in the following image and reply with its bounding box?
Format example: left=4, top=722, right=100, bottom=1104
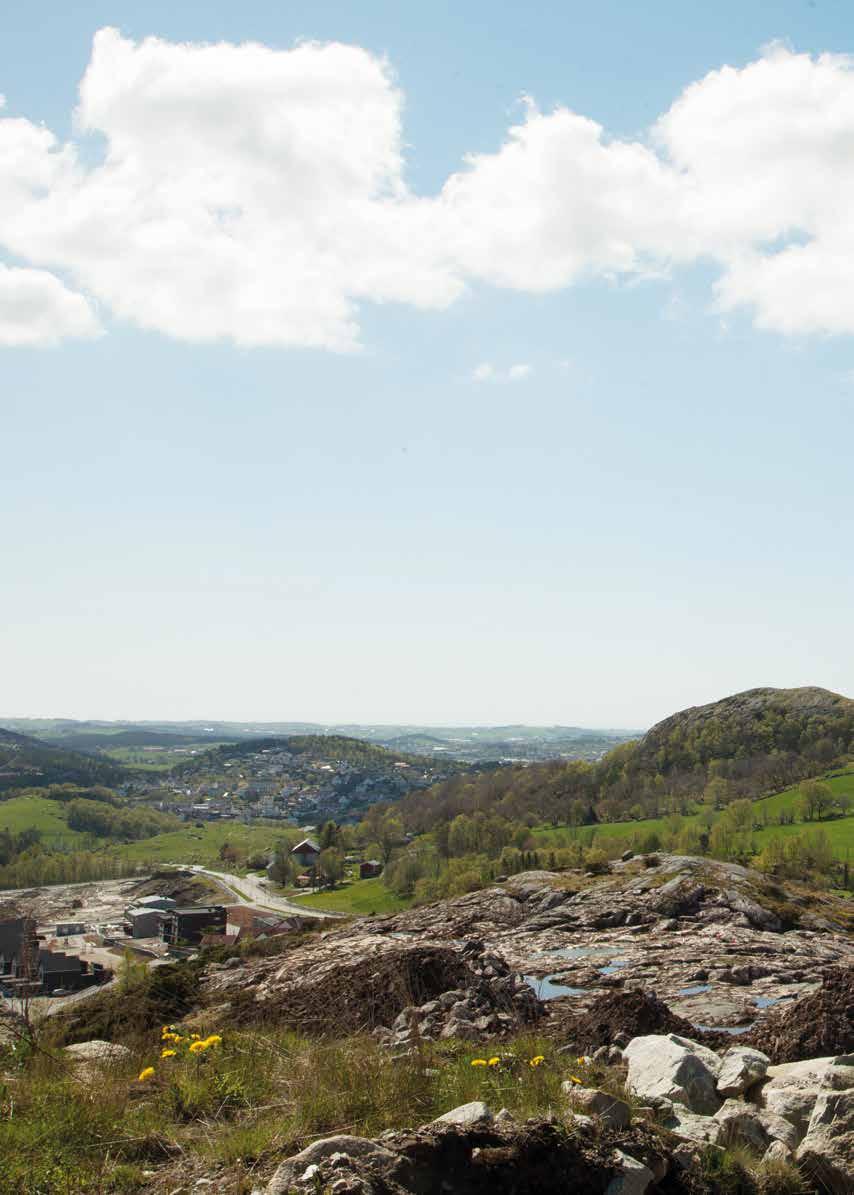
left=38, top=950, right=83, bottom=974
left=292, top=838, right=320, bottom=853
left=168, top=906, right=226, bottom=916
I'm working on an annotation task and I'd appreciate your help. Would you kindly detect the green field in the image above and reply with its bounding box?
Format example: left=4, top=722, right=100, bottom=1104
left=294, top=876, right=410, bottom=915
left=102, top=821, right=298, bottom=868
left=532, top=765, right=854, bottom=858
left=0, top=794, right=89, bottom=847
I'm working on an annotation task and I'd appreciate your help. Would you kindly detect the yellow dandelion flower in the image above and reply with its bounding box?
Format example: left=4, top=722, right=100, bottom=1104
left=138, top=1066, right=155, bottom=1081
left=488, top=1057, right=500, bottom=1067
left=189, top=1040, right=208, bottom=1054
left=161, top=1049, right=177, bottom=1059
left=470, top=1058, right=487, bottom=1067
left=191, top=1033, right=201, bottom=1040
left=204, top=1034, right=222, bottom=1046
left=569, top=1075, right=583, bottom=1084
left=529, top=1055, right=545, bottom=1068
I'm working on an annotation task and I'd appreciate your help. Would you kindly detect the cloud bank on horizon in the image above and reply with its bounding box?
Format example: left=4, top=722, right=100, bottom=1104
left=2, top=29, right=854, bottom=349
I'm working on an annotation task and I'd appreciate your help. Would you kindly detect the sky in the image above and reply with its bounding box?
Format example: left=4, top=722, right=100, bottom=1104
left=1, top=0, right=853, bottom=729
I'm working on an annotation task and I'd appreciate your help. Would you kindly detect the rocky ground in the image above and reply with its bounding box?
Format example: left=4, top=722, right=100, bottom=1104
left=203, top=854, right=854, bottom=1045
left=49, top=854, right=854, bottom=1193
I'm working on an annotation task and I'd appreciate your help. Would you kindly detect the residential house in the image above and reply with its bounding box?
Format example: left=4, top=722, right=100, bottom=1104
left=291, top=838, right=321, bottom=868
left=359, top=860, right=383, bottom=879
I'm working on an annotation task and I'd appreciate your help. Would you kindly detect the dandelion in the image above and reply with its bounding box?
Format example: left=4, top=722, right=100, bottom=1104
left=470, top=1058, right=488, bottom=1067
left=488, top=1057, right=500, bottom=1067
left=189, top=1040, right=208, bottom=1054
left=204, top=1034, right=222, bottom=1047
left=161, top=1049, right=177, bottom=1059
left=529, top=1055, right=545, bottom=1068
left=191, top=1033, right=201, bottom=1040
left=577, top=1055, right=591, bottom=1065
left=138, top=1067, right=155, bottom=1081
left=569, top=1075, right=583, bottom=1084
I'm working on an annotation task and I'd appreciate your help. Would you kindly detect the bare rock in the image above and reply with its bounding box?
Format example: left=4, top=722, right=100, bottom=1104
left=624, top=1034, right=721, bottom=1115
left=605, top=1151, right=654, bottom=1195
left=432, top=1100, right=492, bottom=1127
left=561, top=1085, right=631, bottom=1129
left=266, top=1136, right=397, bottom=1195
left=716, top=1046, right=770, bottom=1097
left=796, top=1088, right=854, bottom=1195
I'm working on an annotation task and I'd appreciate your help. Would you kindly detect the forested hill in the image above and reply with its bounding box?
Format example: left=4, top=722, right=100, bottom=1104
left=0, top=728, right=126, bottom=794
left=394, top=686, right=854, bottom=832
left=170, top=734, right=471, bottom=780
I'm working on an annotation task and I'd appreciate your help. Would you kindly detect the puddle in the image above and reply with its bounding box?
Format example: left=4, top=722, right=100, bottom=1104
left=600, top=959, right=629, bottom=976
left=524, top=974, right=587, bottom=1001
left=678, top=984, right=712, bottom=996
left=693, top=1024, right=752, bottom=1036
left=542, top=945, right=615, bottom=961
left=753, top=996, right=779, bottom=1009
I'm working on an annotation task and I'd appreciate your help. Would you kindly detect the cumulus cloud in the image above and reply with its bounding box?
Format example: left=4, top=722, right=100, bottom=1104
left=472, top=362, right=533, bottom=382
left=0, top=264, right=101, bottom=346
left=4, top=32, right=854, bottom=348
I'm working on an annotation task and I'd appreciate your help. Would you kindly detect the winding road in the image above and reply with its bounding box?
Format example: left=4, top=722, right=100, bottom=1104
left=191, top=867, right=344, bottom=919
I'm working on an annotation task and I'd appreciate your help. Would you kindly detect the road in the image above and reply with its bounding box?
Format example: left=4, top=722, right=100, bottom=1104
left=193, top=867, right=344, bottom=919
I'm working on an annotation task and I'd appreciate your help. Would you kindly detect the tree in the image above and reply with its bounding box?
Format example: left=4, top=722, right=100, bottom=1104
left=798, top=780, right=833, bottom=822
left=318, top=848, right=344, bottom=888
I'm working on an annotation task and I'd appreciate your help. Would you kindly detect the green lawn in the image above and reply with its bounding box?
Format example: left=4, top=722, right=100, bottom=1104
left=0, top=794, right=89, bottom=847
left=294, top=876, right=410, bottom=915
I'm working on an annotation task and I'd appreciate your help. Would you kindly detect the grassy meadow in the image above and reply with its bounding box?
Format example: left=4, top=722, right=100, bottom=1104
left=0, top=794, right=90, bottom=847
left=293, top=875, right=409, bottom=915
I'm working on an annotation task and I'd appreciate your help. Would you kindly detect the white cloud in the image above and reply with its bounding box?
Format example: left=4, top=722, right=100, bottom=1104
left=4, top=34, right=854, bottom=347
left=0, top=264, right=101, bottom=346
left=472, top=361, right=532, bottom=383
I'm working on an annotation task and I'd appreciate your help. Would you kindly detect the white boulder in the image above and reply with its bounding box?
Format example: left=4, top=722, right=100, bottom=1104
left=716, top=1046, right=769, bottom=1097
left=624, top=1034, right=721, bottom=1115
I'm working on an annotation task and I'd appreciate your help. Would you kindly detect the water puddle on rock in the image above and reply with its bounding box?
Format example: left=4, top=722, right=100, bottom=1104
left=524, top=974, right=587, bottom=1001
left=677, top=984, right=712, bottom=996
left=600, top=959, right=629, bottom=976
left=753, top=996, right=779, bottom=1009
left=693, top=1023, right=752, bottom=1036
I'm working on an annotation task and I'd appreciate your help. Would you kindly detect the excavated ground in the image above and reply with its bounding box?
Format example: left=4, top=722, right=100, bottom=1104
left=198, top=855, right=854, bottom=1046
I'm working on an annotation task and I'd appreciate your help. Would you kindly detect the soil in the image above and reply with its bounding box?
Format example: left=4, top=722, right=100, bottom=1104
left=553, top=987, right=711, bottom=1051
left=236, top=943, right=473, bottom=1034
left=743, top=966, right=854, bottom=1062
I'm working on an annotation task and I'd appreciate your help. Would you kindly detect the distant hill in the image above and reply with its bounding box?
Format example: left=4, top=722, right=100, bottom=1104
left=0, top=728, right=126, bottom=793
left=170, top=733, right=468, bottom=779
left=626, top=686, right=853, bottom=777
left=393, top=686, right=854, bottom=832
left=1, top=717, right=638, bottom=764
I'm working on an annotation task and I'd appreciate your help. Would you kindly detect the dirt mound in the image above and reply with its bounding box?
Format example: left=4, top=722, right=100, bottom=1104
left=565, top=988, right=706, bottom=1051
left=744, top=966, right=854, bottom=1062
left=245, top=944, right=473, bottom=1035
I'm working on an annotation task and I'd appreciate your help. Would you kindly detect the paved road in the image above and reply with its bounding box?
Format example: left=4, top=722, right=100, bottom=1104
left=193, top=867, right=343, bottom=919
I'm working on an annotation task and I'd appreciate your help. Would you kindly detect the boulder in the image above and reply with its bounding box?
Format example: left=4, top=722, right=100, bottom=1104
left=751, top=1056, right=834, bottom=1140
left=64, top=1040, right=132, bottom=1064
left=661, top=1107, right=722, bottom=1144
left=265, top=1136, right=397, bottom=1195
left=711, top=1094, right=783, bottom=1151
left=432, top=1101, right=492, bottom=1127
left=716, top=1046, right=770, bottom=1097
left=624, top=1034, right=721, bottom=1114
left=762, top=1139, right=793, bottom=1164
left=605, top=1151, right=654, bottom=1195
left=796, top=1089, right=854, bottom=1195
left=561, top=1085, right=631, bottom=1129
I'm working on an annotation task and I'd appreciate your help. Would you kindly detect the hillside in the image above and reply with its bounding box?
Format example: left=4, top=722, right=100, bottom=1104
left=393, top=686, right=854, bottom=834
left=0, top=727, right=126, bottom=793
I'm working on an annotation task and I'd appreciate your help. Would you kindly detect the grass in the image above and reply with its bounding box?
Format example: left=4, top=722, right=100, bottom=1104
left=103, top=822, right=297, bottom=868
left=531, top=764, right=854, bottom=860
left=0, top=1020, right=607, bottom=1194
left=293, top=875, right=411, bottom=915
left=0, top=794, right=89, bottom=848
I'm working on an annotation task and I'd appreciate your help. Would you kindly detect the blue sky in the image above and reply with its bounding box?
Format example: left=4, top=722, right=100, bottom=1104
left=1, top=1, right=852, bottom=727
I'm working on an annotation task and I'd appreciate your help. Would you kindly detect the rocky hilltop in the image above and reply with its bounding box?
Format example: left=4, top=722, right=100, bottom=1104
left=636, top=685, right=854, bottom=771
left=43, top=852, right=854, bottom=1192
